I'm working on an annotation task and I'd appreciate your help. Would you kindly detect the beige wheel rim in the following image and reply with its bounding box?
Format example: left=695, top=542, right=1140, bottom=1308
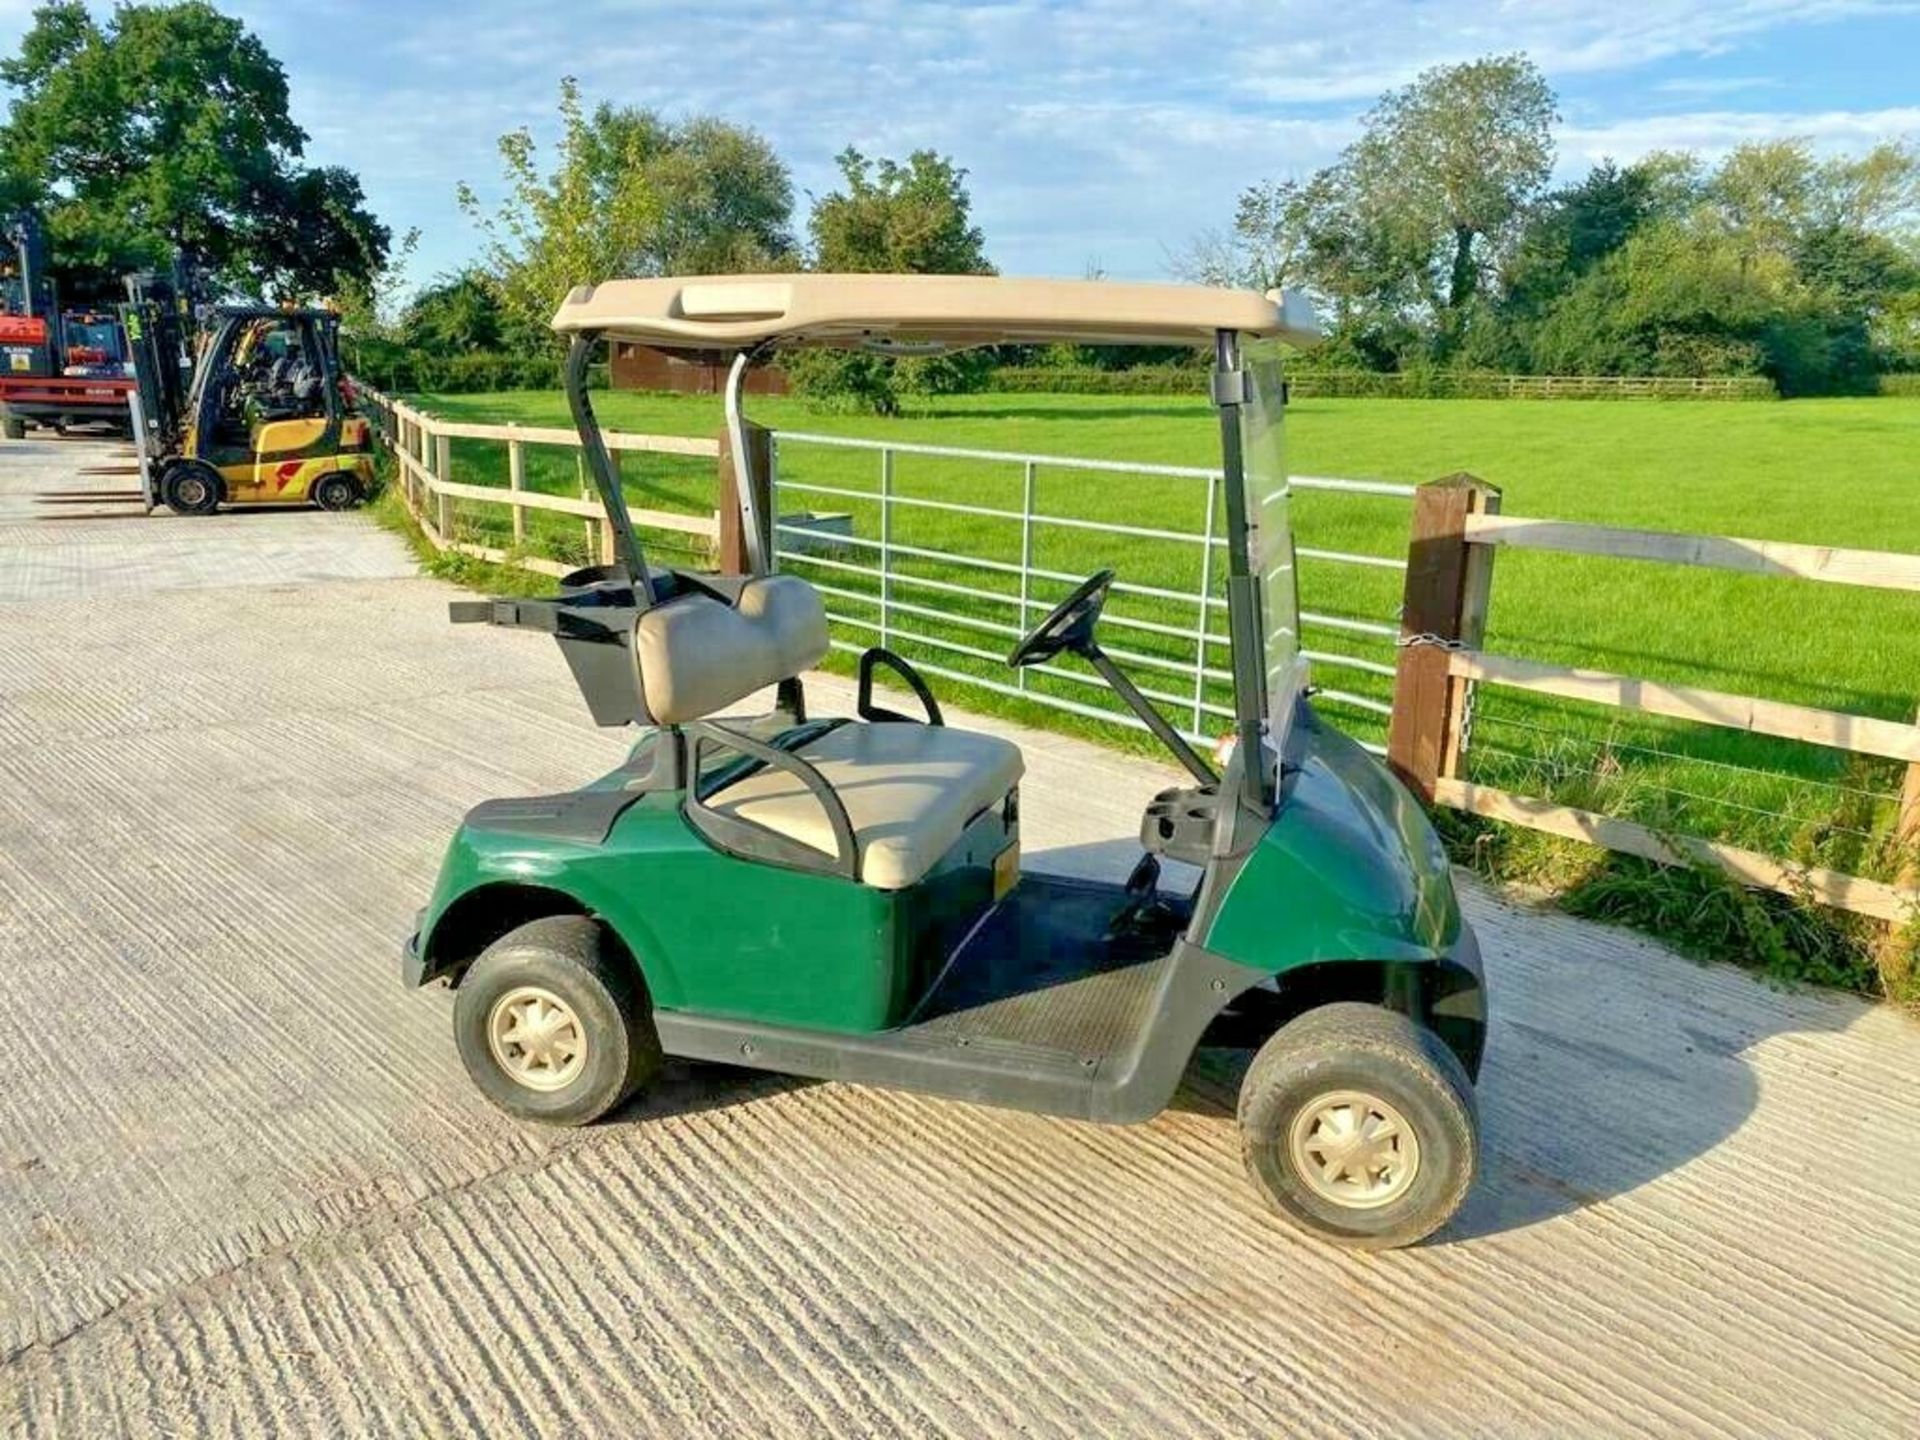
left=487, top=986, right=587, bottom=1092
left=1287, top=1089, right=1420, bottom=1210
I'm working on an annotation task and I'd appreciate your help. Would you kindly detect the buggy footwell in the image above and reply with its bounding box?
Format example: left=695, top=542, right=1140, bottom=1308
left=653, top=872, right=1209, bottom=1121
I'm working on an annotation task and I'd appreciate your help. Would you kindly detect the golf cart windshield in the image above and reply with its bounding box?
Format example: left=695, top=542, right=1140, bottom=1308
left=1239, top=336, right=1305, bottom=763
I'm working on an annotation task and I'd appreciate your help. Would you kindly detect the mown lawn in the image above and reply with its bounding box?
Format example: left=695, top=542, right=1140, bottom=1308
left=408, top=387, right=1920, bottom=890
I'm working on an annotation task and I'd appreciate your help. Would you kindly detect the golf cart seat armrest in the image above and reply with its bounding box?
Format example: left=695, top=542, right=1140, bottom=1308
left=448, top=598, right=561, bottom=631
left=857, top=646, right=944, bottom=726
left=685, top=720, right=861, bottom=880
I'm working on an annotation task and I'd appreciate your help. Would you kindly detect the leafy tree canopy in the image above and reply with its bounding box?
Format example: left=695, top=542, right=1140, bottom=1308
left=1186, top=52, right=1920, bottom=393
left=0, top=0, right=389, bottom=304
left=790, top=147, right=993, bottom=413
left=808, top=147, right=991, bottom=275
left=458, top=77, right=795, bottom=347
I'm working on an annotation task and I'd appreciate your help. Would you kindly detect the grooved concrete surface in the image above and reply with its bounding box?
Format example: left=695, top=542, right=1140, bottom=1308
left=2, top=436, right=1918, bottom=1436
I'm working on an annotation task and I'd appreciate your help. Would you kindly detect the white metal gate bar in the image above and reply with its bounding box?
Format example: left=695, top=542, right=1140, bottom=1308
left=770, top=430, right=1411, bottom=748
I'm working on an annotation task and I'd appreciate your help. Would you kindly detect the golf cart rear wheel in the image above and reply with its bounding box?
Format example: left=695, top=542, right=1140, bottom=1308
left=161, top=462, right=222, bottom=516
left=453, top=915, right=662, bottom=1125
left=1238, top=1002, right=1477, bottom=1250
left=312, top=473, right=359, bottom=511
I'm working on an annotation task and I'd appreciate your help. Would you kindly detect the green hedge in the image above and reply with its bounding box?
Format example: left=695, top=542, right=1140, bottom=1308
left=1878, top=374, right=1920, bottom=397
left=985, top=366, right=1780, bottom=400
left=343, top=345, right=609, bottom=395
left=985, top=365, right=1208, bottom=395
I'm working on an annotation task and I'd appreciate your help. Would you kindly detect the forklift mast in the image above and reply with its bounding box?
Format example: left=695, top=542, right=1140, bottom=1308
left=120, top=264, right=198, bottom=445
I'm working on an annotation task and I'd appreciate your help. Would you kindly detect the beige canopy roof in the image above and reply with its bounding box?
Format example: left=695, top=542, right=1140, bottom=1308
left=549, top=273, right=1319, bottom=351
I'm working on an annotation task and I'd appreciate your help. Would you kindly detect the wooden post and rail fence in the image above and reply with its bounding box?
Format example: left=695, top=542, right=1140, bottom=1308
left=354, top=385, right=1920, bottom=934
left=1385, top=475, right=1920, bottom=929
left=358, top=387, right=756, bottom=579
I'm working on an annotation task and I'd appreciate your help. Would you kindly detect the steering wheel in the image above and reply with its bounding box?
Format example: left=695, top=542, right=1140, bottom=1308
left=1007, top=569, right=1115, bottom=668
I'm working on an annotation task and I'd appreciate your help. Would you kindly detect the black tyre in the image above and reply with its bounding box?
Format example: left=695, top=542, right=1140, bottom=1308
left=161, top=462, right=222, bottom=516
left=312, top=472, right=359, bottom=511
left=2, top=413, right=24, bottom=441
left=452, top=915, right=663, bottom=1125
left=1238, top=1002, right=1478, bottom=1250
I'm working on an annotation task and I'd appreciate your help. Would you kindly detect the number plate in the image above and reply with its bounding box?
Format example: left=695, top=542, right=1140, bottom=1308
left=993, top=842, right=1020, bottom=900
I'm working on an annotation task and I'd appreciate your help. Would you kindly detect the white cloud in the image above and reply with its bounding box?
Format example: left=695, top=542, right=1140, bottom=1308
left=1560, top=105, right=1920, bottom=166
left=3, top=0, right=1918, bottom=283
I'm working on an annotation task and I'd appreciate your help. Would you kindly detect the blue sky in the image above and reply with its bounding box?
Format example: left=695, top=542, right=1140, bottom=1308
left=4, top=1, right=1918, bottom=289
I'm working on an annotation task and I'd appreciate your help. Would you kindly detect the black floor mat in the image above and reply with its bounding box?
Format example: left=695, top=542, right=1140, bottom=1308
left=907, top=873, right=1177, bottom=1059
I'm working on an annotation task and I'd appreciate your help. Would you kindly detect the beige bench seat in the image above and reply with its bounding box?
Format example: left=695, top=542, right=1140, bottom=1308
left=707, top=722, right=1023, bottom=889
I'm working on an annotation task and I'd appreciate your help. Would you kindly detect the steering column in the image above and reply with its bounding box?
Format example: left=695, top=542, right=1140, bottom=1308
left=1005, top=569, right=1217, bottom=787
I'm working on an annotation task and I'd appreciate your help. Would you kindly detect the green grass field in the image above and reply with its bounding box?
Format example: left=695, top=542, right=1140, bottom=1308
left=407, top=387, right=1920, bottom=919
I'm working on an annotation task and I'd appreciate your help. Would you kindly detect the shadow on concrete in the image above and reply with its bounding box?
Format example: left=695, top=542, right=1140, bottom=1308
left=606, top=831, right=1856, bottom=1247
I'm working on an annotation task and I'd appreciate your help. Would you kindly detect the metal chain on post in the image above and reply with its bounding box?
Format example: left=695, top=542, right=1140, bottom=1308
left=1456, top=678, right=1479, bottom=764
left=1396, top=631, right=1478, bottom=770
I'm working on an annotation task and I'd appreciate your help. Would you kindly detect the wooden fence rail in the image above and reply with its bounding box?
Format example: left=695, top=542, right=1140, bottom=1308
left=357, top=386, right=725, bottom=579
left=1388, top=479, right=1920, bottom=925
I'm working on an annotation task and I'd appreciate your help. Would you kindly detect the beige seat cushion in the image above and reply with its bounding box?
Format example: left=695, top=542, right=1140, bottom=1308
left=634, top=576, right=829, bottom=724
left=707, top=723, right=1023, bottom=889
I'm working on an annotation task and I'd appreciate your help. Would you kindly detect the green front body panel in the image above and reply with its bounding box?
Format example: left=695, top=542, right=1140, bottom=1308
left=1202, top=710, right=1461, bottom=972
left=419, top=783, right=1011, bottom=1033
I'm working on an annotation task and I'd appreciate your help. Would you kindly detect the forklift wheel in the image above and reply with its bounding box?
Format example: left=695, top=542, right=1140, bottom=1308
left=1237, top=1002, right=1478, bottom=1250
left=162, top=463, right=222, bottom=516
left=2, top=415, right=24, bottom=441
left=453, top=916, right=663, bottom=1126
left=312, top=473, right=359, bottom=511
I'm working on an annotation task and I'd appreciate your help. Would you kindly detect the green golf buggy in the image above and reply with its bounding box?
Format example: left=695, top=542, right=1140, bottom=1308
left=405, top=275, right=1486, bottom=1249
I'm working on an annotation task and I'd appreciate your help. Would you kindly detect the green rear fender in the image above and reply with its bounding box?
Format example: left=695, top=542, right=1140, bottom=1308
left=415, top=805, right=684, bottom=1002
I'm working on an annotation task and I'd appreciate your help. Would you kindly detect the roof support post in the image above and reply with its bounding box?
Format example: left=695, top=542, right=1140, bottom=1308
left=724, top=351, right=771, bottom=575
left=563, top=331, right=652, bottom=602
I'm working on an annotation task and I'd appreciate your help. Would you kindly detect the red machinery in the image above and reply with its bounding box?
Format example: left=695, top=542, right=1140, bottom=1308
left=1, top=213, right=133, bottom=439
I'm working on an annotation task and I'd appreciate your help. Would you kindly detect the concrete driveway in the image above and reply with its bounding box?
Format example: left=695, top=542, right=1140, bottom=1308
left=2, top=434, right=1917, bottom=1435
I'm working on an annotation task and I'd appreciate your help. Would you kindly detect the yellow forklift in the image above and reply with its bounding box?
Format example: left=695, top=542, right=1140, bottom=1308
left=123, top=277, right=374, bottom=514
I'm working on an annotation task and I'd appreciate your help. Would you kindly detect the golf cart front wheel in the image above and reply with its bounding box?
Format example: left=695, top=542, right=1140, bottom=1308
left=453, top=915, right=662, bottom=1125
left=312, top=473, right=359, bottom=511
left=161, top=463, right=222, bottom=516
left=1238, top=1002, right=1477, bottom=1250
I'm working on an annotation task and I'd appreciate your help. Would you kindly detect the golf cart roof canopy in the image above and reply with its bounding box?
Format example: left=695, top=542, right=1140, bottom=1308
left=550, top=273, right=1320, bottom=352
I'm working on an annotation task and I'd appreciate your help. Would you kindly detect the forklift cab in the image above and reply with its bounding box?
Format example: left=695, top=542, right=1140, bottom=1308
left=409, top=274, right=1488, bottom=1249
left=189, top=310, right=346, bottom=471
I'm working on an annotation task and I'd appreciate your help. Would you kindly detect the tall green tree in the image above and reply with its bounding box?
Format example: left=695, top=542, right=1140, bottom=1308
left=791, top=147, right=994, bottom=413
left=1512, top=140, right=1920, bottom=391
left=0, top=0, right=389, bottom=303
left=402, top=269, right=508, bottom=354
left=1188, top=54, right=1557, bottom=365
left=458, top=79, right=795, bottom=346
left=808, top=148, right=990, bottom=274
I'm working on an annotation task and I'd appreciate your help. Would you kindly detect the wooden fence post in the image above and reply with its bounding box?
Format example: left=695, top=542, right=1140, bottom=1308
left=1386, top=474, right=1502, bottom=802
left=716, top=421, right=772, bottom=575
left=435, top=433, right=453, bottom=542
left=1889, top=709, right=1920, bottom=959
left=601, top=448, right=621, bottom=565
left=576, top=453, right=595, bottom=567
left=507, top=436, right=526, bottom=549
